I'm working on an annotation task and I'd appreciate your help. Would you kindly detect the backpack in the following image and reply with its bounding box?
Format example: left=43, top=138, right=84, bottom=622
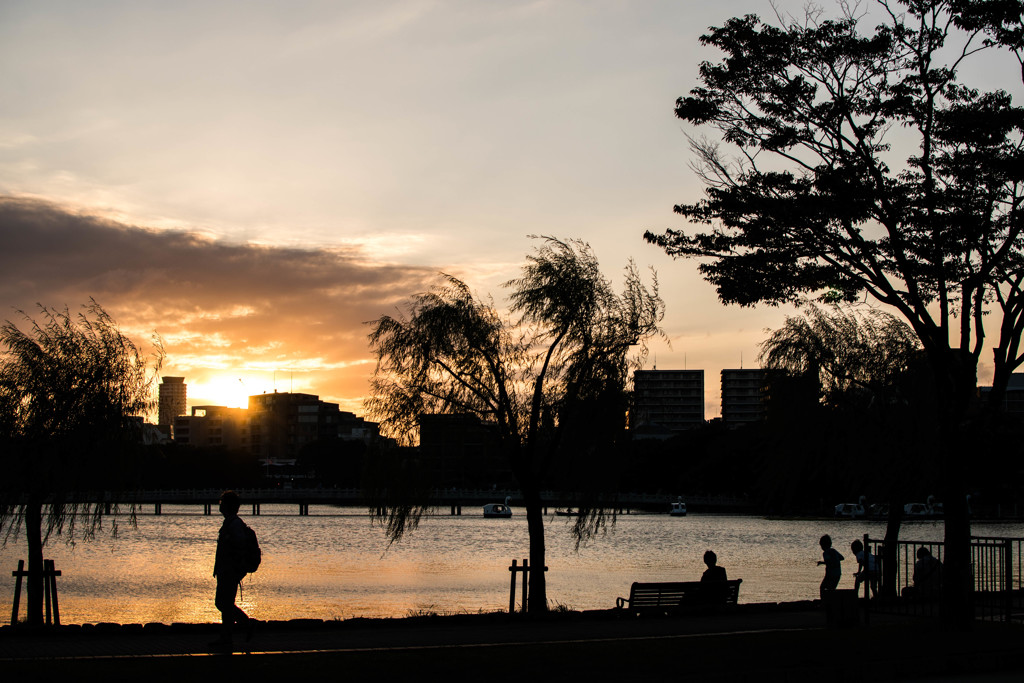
left=241, top=521, right=262, bottom=573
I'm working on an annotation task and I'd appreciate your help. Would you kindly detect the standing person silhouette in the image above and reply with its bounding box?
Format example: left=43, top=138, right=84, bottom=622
left=211, top=490, right=253, bottom=649
left=817, top=534, right=844, bottom=599
left=850, top=539, right=878, bottom=598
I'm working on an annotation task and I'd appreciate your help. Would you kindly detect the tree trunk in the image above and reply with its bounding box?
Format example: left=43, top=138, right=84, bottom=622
left=24, top=500, right=44, bottom=626
left=988, top=350, right=1012, bottom=414
left=523, top=487, right=548, bottom=613
left=942, top=466, right=973, bottom=626
left=881, top=499, right=902, bottom=599
left=935, top=350, right=976, bottom=628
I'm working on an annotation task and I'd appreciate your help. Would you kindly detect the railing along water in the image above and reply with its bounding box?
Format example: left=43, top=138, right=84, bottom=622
left=864, top=535, right=1024, bottom=622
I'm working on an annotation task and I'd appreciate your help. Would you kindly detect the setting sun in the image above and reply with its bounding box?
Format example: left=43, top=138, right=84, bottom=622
left=186, top=374, right=275, bottom=410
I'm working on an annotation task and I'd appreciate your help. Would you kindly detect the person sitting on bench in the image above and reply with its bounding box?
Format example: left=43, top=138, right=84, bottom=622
left=699, top=549, right=729, bottom=604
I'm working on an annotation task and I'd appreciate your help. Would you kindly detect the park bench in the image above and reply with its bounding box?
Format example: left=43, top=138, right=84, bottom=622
left=615, top=579, right=742, bottom=615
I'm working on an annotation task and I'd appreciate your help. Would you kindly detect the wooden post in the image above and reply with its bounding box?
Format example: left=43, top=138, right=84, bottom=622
left=11, top=559, right=24, bottom=625
left=507, top=557, right=547, bottom=614
left=508, top=559, right=518, bottom=613
left=154, top=502, right=162, bottom=515
left=521, top=558, right=530, bottom=612
left=204, top=502, right=212, bottom=515
left=44, top=561, right=52, bottom=625
left=44, top=559, right=60, bottom=626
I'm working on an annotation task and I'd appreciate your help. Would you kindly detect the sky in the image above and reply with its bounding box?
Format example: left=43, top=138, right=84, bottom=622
left=0, top=0, right=1018, bottom=420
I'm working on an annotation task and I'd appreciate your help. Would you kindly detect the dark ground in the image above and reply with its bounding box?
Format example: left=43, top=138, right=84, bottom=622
left=2, top=603, right=1023, bottom=682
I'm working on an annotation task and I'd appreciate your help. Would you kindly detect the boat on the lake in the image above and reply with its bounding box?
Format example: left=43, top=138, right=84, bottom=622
left=483, top=496, right=512, bottom=518
left=904, top=496, right=943, bottom=519
left=835, top=496, right=866, bottom=518
left=670, top=498, right=687, bottom=516
left=834, top=503, right=866, bottom=518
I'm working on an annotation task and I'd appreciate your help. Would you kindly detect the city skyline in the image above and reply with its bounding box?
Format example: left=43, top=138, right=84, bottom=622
left=1, top=1, right=1017, bottom=418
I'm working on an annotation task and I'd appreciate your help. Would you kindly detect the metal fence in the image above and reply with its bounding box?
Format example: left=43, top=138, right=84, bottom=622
left=863, top=535, right=1024, bottom=622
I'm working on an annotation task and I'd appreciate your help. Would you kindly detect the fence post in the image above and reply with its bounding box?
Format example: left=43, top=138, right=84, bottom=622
left=862, top=533, right=870, bottom=625
left=1005, top=539, right=1013, bottom=623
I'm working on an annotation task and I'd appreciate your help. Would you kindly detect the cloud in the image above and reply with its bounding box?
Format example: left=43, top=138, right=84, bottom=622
left=0, top=196, right=437, bottom=411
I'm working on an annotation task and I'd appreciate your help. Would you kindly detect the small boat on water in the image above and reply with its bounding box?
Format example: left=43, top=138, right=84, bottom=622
left=483, top=496, right=512, bottom=518
left=904, top=496, right=943, bottom=519
left=835, top=496, right=866, bottom=518
left=670, top=498, right=687, bottom=516
left=835, top=503, right=865, bottom=518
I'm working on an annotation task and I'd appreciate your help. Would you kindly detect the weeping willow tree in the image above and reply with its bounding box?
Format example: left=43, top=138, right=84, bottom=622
left=760, top=304, right=926, bottom=596
left=0, top=302, right=162, bottom=626
left=365, top=237, right=664, bottom=612
left=760, top=304, right=922, bottom=407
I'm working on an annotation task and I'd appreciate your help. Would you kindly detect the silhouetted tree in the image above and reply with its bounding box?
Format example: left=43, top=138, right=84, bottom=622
left=366, top=237, right=663, bottom=612
left=0, top=302, right=162, bottom=626
left=760, top=304, right=933, bottom=594
left=761, top=305, right=921, bottom=407
left=949, top=2, right=1024, bottom=410
left=645, top=0, right=1023, bottom=623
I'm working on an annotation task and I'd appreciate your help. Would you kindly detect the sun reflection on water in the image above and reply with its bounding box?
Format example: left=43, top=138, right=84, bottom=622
left=1, top=506, right=1019, bottom=625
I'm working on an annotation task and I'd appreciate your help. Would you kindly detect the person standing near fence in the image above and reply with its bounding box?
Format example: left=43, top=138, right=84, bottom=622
left=817, top=534, right=844, bottom=599
left=851, top=539, right=878, bottom=598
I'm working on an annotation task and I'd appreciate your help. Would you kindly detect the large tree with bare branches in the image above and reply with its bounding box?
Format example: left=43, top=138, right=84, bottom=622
left=365, top=238, right=663, bottom=612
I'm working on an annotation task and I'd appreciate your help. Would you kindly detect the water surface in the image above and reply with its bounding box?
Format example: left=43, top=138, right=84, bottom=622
left=2, top=507, right=1018, bottom=624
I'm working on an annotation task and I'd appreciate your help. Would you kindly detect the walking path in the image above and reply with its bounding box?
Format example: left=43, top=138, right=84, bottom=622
left=3, top=604, right=1023, bottom=681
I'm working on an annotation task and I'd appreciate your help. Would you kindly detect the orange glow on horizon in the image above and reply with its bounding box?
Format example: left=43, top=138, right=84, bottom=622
left=185, top=374, right=276, bottom=410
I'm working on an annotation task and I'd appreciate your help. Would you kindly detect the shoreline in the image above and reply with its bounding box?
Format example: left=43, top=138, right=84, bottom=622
left=2, top=598, right=822, bottom=633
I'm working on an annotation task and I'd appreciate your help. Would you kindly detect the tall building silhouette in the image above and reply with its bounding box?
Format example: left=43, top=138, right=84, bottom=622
left=632, top=369, right=705, bottom=432
left=720, top=369, right=766, bottom=426
left=158, top=376, right=187, bottom=433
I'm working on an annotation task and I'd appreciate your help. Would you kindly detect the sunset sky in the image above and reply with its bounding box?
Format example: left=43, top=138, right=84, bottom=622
left=1, top=1, right=1018, bottom=420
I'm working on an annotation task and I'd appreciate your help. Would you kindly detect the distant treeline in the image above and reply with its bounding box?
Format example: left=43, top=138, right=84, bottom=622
left=138, top=409, right=1024, bottom=517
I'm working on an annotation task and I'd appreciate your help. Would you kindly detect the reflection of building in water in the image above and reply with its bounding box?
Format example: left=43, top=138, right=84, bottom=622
left=631, top=370, right=705, bottom=436
left=721, top=369, right=767, bottom=427
left=418, top=413, right=508, bottom=488
left=158, top=376, right=187, bottom=437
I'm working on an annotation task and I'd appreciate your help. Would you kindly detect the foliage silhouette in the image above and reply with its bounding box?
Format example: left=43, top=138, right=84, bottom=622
left=644, top=0, right=1023, bottom=623
left=366, top=237, right=663, bottom=612
left=0, top=302, right=162, bottom=626
left=759, top=304, right=934, bottom=594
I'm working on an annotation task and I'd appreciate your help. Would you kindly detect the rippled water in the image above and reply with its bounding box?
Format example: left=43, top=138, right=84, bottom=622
left=2, top=507, right=1020, bottom=625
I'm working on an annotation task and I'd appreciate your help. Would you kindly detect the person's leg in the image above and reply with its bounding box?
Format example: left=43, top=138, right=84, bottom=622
left=214, top=576, right=241, bottom=643
left=821, top=574, right=839, bottom=599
